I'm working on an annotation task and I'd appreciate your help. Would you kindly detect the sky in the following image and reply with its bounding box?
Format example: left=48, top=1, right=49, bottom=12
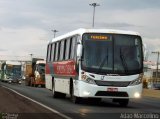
left=0, top=0, right=160, bottom=61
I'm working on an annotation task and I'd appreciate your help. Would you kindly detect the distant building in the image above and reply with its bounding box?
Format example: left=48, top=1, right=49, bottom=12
left=143, top=61, right=155, bottom=78
left=143, top=61, right=160, bottom=89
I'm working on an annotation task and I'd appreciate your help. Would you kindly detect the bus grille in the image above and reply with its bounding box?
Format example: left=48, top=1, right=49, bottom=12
left=95, top=91, right=129, bottom=97
left=94, top=80, right=130, bottom=87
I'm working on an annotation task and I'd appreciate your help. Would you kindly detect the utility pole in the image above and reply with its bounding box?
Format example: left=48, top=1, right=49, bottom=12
left=152, top=51, right=160, bottom=83
left=29, top=54, right=33, bottom=61
left=51, top=29, right=58, bottom=38
left=89, top=3, right=100, bottom=28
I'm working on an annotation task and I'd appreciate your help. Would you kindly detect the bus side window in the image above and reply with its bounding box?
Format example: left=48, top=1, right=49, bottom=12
left=60, top=40, right=64, bottom=60
left=55, top=42, right=59, bottom=61
left=49, top=44, right=53, bottom=62
left=58, top=41, right=61, bottom=61
left=47, top=44, right=52, bottom=62
left=51, top=43, right=55, bottom=61
left=63, top=40, right=67, bottom=60
left=65, top=38, right=70, bottom=60
left=53, top=43, right=57, bottom=61
left=70, top=37, right=74, bottom=59
left=46, top=44, right=50, bottom=62
left=69, top=37, right=73, bottom=59
left=71, top=36, right=78, bottom=59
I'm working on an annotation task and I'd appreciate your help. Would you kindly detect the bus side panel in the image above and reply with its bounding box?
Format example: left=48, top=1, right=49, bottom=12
left=53, top=60, right=77, bottom=94
left=55, top=78, right=70, bottom=94
left=45, top=63, right=53, bottom=90
left=53, top=60, right=77, bottom=76
left=45, top=74, right=52, bottom=90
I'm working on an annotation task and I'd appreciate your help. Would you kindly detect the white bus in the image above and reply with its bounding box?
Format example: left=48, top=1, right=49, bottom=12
left=45, top=28, right=143, bottom=106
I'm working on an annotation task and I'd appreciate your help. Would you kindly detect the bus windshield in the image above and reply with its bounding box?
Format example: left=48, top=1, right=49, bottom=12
left=6, top=65, right=21, bottom=77
left=82, top=33, right=143, bottom=75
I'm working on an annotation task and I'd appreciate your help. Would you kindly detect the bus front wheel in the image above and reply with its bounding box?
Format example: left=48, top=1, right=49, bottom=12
left=71, top=86, right=81, bottom=104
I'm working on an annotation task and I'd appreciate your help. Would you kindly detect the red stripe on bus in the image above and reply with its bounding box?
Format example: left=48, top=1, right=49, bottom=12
left=46, top=60, right=77, bottom=76
left=45, top=64, right=51, bottom=74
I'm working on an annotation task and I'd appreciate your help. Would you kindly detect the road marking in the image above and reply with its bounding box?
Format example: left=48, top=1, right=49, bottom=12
left=2, top=85, right=72, bottom=119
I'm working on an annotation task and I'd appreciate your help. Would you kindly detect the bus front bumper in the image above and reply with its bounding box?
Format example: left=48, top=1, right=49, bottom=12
left=75, top=81, right=142, bottom=99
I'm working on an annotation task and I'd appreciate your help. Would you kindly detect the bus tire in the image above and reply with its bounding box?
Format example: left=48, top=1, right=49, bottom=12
left=52, top=81, right=59, bottom=98
left=71, top=94, right=81, bottom=104
left=70, top=84, right=81, bottom=104
left=118, top=99, right=129, bottom=107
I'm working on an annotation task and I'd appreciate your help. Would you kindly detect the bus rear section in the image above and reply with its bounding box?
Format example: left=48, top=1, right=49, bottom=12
left=45, top=29, right=143, bottom=106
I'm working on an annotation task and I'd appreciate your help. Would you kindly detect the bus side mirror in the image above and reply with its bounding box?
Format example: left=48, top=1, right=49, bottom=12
left=77, top=44, right=82, bottom=59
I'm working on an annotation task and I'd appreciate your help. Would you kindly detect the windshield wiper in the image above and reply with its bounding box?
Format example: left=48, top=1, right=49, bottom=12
left=96, top=48, right=108, bottom=74
left=120, top=48, right=129, bottom=74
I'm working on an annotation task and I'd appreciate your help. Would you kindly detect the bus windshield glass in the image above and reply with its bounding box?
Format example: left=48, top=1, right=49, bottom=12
left=82, top=33, right=143, bottom=75
left=6, top=65, right=21, bottom=77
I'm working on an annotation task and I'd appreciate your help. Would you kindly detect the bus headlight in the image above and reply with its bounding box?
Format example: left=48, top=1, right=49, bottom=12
left=85, top=78, right=96, bottom=85
left=129, top=74, right=143, bottom=86
left=81, top=73, right=96, bottom=85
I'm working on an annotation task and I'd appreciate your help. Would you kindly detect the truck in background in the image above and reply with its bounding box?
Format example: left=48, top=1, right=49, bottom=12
left=24, top=58, right=45, bottom=87
left=0, top=61, right=22, bottom=84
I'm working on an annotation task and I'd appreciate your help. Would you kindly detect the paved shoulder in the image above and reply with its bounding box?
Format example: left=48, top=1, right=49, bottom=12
left=0, top=86, right=64, bottom=119
left=142, top=89, right=160, bottom=98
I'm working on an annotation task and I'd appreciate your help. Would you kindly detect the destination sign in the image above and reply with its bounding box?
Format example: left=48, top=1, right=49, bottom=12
left=91, top=35, right=108, bottom=40
left=83, top=33, right=111, bottom=41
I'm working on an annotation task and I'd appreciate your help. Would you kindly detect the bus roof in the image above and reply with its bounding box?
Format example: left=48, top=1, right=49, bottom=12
left=36, top=60, right=46, bottom=64
left=49, top=28, right=141, bottom=44
left=6, top=61, right=21, bottom=65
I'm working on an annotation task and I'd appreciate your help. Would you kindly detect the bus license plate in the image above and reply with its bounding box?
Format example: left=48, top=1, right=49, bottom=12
left=107, top=88, right=118, bottom=92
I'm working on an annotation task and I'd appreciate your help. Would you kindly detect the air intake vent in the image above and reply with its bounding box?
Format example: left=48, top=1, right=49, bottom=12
left=95, top=80, right=130, bottom=87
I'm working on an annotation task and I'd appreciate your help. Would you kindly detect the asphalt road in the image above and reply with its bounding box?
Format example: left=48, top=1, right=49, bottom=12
left=0, top=81, right=160, bottom=119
